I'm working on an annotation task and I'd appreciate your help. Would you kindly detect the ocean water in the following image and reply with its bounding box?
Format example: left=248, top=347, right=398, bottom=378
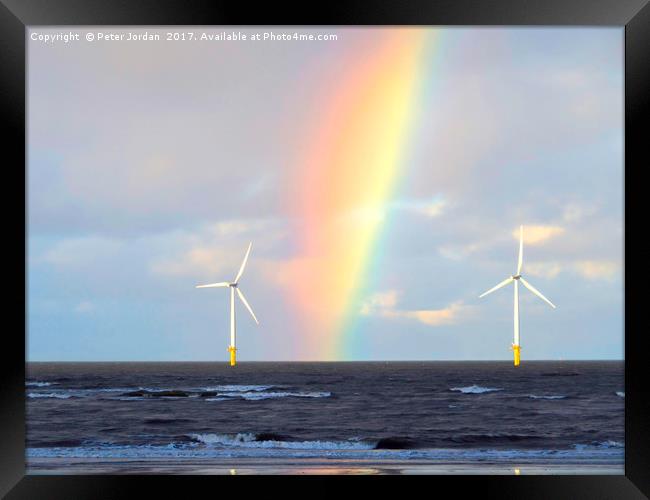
left=26, top=361, right=624, bottom=473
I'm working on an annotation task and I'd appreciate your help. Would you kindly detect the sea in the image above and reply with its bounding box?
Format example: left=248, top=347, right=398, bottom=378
left=26, top=361, right=625, bottom=474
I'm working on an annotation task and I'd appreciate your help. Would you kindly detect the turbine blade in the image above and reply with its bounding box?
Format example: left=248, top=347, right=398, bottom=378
left=517, top=225, right=524, bottom=275
left=196, top=282, right=230, bottom=288
left=236, top=288, right=259, bottom=325
left=234, top=242, right=252, bottom=283
left=519, top=277, right=556, bottom=309
left=479, top=277, right=513, bottom=298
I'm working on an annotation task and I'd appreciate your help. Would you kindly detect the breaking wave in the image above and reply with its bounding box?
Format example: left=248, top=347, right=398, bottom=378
left=527, top=395, right=567, bottom=400
left=210, top=391, right=331, bottom=401
left=187, top=432, right=373, bottom=450
left=28, top=388, right=134, bottom=400
left=616, top=392, right=625, bottom=398
left=201, top=385, right=275, bottom=392
left=450, top=385, right=502, bottom=394
left=26, top=381, right=57, bottom=387
left=574, top=440, right=623, bottom=450
left=111, top=387, right=331, bottom=401
left=27, top=392, right=73, bottom=399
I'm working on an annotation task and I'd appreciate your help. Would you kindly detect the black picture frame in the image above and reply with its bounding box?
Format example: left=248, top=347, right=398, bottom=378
left=1, top=0, right=647, bottom=497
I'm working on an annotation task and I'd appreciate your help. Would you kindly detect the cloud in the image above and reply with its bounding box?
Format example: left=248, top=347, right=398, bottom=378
left=438, top=242, right=483, bottom=261
left=525, top=259, right=620, bottom=281
left=209, top=220, right=258, bottom=237
left=515, top=225, right=565, bottom=245
left=151, top=246, right=228, bottom=278
left=41, top=236, right=124, bottom=268
left=359, top=290, right=399, bottom=315
left=573, top=260, right=619, bottom=280
left=438, top=221, right=566, bottom=263
left=562, top=202, right=597, bottom=223
left=387, top=302, right=466, bottom=326
left=343, top=196, right=447, bottom=230
left=148, top=218, right=285, bottom=279
left=524, top=261, right=563, bottom=279
left=360, top=290, right=467, bottom=326
left=392, top=197, right=447, bottom=218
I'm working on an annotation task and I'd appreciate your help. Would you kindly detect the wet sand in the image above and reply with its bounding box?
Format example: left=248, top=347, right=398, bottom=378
left=27, top=457, right=624, bottom=475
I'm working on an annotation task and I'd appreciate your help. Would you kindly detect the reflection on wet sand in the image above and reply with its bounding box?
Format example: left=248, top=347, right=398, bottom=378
left=27, top=457, right=624, bottom=476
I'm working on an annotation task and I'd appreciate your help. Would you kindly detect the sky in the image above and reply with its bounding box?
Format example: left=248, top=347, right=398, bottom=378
left=27, top=27, right=624, bottom=361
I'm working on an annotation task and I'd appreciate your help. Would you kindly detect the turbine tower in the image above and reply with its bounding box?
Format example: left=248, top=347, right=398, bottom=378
left=196, top=242, right=259, bottom=366
left=479, top=226, right=556, bottom=366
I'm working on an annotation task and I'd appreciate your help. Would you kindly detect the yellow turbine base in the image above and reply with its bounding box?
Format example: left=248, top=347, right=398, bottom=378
left=513, top=345, right=521, bottom=367
left=228, top=346, right=236, bottom=366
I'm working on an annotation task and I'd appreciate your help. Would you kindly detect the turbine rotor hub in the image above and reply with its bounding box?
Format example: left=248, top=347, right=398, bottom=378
left=512, top=274, right=521, bottom=280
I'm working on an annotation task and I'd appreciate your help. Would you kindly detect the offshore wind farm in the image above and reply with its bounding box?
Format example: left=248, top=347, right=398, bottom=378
left=195, top=227, right=556, bottom=367
left=26, top=27, right=623, bottom=474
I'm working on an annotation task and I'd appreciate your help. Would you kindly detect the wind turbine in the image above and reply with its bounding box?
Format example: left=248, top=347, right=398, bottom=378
left=196, top=242, right=259, bottom=366
left=479, top=226, right=556, bottom=366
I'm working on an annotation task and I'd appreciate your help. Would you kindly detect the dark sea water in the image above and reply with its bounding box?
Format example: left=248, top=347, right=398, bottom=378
left=26, top=361, right=624, bottom=472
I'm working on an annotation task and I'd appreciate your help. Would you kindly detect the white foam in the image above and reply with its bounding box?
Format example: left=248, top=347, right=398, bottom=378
left=218, top=391, right=331, bottom=401
left=574, top=440, right=623, bottom=450
left=202, top=391, right=331, bottom=401
left=528, top=395, right=566, bottom=400
left=93, top=387, right=133, bottom=393
left=30, top=388, right=136, bottom=400
left=598, top=440, right=624, bottom=448
left=450, top=385, right=502, bottom=394
left=26, top=381, right=56, bottom=387
left=136, top=387, right=179, bottom=392
left=188, top=433, right=374, bottom=450
left=27, top=392, right=72, bottom=399
left=26, top=386, right=329, bottom=402
left=202, top=385, right=275, bottom=392
left=29, top=385, right=328, bottom=402
left=616, top=391, right=625, bottom=398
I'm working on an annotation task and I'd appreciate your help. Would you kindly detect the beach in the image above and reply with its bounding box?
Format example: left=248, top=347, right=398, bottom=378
left=27, top=457, right=623, bottom=475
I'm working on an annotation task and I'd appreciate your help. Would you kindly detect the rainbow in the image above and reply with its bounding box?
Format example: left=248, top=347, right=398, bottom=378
left=285, top=29, right=439, bottom=360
